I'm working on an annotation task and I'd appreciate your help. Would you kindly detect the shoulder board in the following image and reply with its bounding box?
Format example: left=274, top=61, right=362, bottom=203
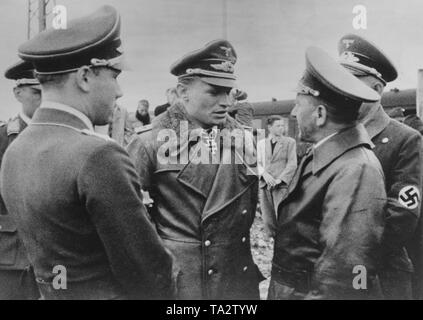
left=135, top=124, right=152, bottom=135
left=6, top=117, right=21, bottom=136
left=81, top=129, right=113, bottom=142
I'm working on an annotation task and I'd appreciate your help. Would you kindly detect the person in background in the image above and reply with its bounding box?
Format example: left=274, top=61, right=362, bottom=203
left=404, top=114, right=423, bottom=135
left=135, top=99, right=151, bottom=126
left=257, top=115, right=297, bottom=237
left=387, top=107, right=405, bottom=123
left=228, top=88, right=254, bottom=128
left=154, top=88, right=178, bottom=116
left=0, top=60, right=41, bottom=300
left=338, top=33, right=423, bottom=300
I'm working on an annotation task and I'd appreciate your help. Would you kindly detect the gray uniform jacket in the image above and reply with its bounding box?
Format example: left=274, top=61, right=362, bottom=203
left=0, top=103, right=175, bottom=300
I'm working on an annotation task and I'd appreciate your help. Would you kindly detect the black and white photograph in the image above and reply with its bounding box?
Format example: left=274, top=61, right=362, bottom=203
left=0, top=0, right=423, bottom=310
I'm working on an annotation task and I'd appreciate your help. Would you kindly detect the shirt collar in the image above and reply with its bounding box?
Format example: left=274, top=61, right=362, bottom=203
left=40, top=101, right=94, bottom=131
left=269, top=134, right=283, bottom=143
left=19, top=111, right=31, bottom=125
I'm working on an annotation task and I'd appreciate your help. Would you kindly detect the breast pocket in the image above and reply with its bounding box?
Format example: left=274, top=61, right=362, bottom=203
left=0, top=214, right=19, bottom=266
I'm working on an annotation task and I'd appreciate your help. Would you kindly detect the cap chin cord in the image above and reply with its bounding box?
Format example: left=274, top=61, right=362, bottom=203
left=339, top=60, right=386, bottom=85
left=34, top=55, right=125, bottom=75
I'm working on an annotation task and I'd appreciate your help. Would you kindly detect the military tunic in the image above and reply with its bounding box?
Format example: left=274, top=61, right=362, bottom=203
left=127, top=103, right=263, bottom=300
left=362, top=104, right=423, bottom=299
left=0, top=102, right=175, bottom=300
left=0, top=113, right=39, bottom=300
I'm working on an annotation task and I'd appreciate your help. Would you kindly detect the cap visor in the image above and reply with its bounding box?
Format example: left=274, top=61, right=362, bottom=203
left=109, top=54, right=131, bottom=71
left=200, top=77, right=236, bottom=88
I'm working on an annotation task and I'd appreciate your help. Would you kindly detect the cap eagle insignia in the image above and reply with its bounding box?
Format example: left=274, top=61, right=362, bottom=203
left=340, top=51, right=360, bottom=63
left=210, top=61, right=234, bottom=72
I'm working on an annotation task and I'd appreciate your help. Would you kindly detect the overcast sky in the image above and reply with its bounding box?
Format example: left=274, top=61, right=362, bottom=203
left=0, top=0, right=422, bottom=119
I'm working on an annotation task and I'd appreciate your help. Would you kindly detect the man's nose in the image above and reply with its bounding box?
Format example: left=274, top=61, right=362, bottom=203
left=219, top=93, right=231, bottom=108
left=291, top=104, right=298, bottom=117
left=115, top=82, right=123, bottom=99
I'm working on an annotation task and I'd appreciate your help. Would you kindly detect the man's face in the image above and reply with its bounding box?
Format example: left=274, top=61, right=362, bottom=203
left=89, top=67, right=123, bottom=125
left=355, top=75, right=382, bottom=121
left=137, top=104, right=149, bottom=116
left=14, top=85, right=42, bottom=118
left=166, top=91, right=177, bottom=105
left=291, top=94, right=318, bottom=143
left=269, top=119, right=285, bottom=137
left=183, top=79, right=231, bottom=128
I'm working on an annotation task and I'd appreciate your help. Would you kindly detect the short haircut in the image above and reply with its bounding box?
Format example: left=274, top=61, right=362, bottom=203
left=310, top=95, right=359, bottom=125
left=267, top=115, right=283, bottom=126
left=138, top=99, right=149, bottom=107
left=36, top=72, right=70, bottom=88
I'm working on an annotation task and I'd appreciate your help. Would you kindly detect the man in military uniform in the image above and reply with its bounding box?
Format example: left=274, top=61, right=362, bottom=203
left=0, top=6, right=175, bottom=300
left=0, top=60, right=41, bottom=299
left=127, top=39, right=263, bottom=300
left=338, top=34, right=423, bottom=300
left=228, top=89, right=254, bottom=128
left=269, top=46, right=386, bottom=300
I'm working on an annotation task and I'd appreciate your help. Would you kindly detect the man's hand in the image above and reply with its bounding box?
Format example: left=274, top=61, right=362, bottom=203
left=263, top=172, right=277, bottom=188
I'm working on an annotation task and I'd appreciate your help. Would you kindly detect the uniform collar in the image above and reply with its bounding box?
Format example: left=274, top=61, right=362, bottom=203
left=313, top=132, right=338, bottom=149
left=361, top=103, right=390, bottom=139
left=312, top=123, right=374, bottom=175
left=40, top=101, right=94, bottom=131
left=19, top=111, right=31, bottom=125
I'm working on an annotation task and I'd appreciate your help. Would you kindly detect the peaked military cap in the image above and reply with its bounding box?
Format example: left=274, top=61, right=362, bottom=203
left=170, top=39, right=237, bottom=88
left=297, top=46, right=380, bottom=120
left=18, top=5, right=125, bottom=75
left=4, top=60, right=40, bottom=88
left=338, top=34, right=398, bottom=84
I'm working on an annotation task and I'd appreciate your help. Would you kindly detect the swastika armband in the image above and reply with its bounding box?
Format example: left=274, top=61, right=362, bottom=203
left=398, top=185, right=420, bottom=210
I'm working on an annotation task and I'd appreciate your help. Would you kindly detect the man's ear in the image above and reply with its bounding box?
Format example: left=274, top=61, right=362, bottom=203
left=75, top=66, right=92, bottom=93
left=13, top=87, right=21, bottom=102
left=373, top=82, right=384, bottom=95
left=315, top=105, right=328, bottom=127
left=176, top=83, right=189, bottom=102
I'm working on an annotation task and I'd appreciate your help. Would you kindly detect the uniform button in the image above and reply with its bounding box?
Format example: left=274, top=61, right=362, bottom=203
left=204, top=240, right=211, bottom=247
left=243, top=266, right=248, bottom=272
left=242, top=209, right=247, bottom=215
left=241, top=237, right=246, bottom=243
left=381, top=137, right=389, bottom=144
left=208, top=269, right=214, bottom=275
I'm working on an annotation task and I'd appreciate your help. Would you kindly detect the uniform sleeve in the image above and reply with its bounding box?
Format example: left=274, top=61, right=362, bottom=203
left=312, top=163, right=386, bottom=299
left=277, top=139, right=297, bottom=184
left=77, top=141, right=176, bottom=299
left=383, top=132, right=423, bottom=251
left=256, top=139, right=266, bottom=178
